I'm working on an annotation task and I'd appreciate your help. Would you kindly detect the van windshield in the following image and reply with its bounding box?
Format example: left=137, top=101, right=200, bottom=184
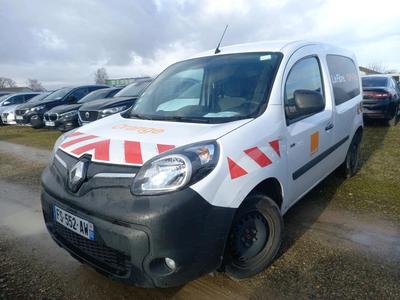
left=127, top=52, right=282, bottom=123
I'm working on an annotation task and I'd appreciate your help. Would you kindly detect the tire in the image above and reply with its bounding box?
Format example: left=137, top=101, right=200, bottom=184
left=388, top=104, right=399, bottom=126
left=341, top=132, right=362, bottom=178
left=224, top=194, right=283, bottom=279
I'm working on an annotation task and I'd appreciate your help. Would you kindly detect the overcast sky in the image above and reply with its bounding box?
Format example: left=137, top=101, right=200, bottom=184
left=1, top=0, right=399, bottom=89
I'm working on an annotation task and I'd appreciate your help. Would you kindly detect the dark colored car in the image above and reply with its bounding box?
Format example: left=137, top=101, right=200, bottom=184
left=362, top=75, right=400, bottom=124
left=15, top=84, right=109, bottom=128
left=43, top=87, right=122, bottom=132
left=0, top=92, right=41, bottom=125
left=0, top=92, right=14, bottom=97
left=78, top=79, right=152, bottom=125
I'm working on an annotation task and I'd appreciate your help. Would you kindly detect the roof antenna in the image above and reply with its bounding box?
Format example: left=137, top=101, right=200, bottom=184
left=215, top=24, right=229, bottom=54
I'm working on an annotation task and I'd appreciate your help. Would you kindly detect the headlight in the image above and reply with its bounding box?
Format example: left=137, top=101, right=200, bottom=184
left=30, top=105, right=45, bottom=112
left=59, top=110, right=78, bottom=119
left=51, top=129, right=78, bottom=163
left=99, top=106, right=127, bottom=117
left=132, top=141, right=219, bottom=195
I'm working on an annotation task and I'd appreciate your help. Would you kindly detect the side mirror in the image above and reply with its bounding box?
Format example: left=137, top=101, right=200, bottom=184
left=294, top=89, right=324, bottom=116
left=2, top=100, right=11, bottom=106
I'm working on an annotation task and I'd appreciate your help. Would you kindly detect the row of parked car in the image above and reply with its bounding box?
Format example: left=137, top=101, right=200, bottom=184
left=0, top=78, right=152, bottom=131
left=0, top=74, right=398, bottom=133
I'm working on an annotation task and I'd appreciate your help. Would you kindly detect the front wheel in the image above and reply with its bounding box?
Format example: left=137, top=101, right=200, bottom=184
left=224, top=194, right=283, bottom=279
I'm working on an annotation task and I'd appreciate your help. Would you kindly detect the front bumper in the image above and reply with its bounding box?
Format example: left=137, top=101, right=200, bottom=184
left=41, top=158, right=235, bottom=287
left=45, top=117, right=79, bottom=132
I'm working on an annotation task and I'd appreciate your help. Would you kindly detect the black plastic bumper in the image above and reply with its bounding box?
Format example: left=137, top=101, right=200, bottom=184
left=46, top=118, right=79, bottom=132
left=41, top=164, right=235, bottom=287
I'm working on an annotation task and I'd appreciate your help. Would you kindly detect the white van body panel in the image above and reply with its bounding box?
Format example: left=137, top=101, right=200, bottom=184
left=58, top=40, right=363, bottom=214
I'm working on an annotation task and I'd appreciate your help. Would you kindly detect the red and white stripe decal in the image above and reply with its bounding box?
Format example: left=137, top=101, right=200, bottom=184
left=228, top=139, right=280, bottom=180
left=59, top=132, right=175, bottom=166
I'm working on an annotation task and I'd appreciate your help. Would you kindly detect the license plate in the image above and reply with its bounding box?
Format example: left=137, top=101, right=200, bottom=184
left=16, top=116, right=23, bottom=120
left=45, top=121, right=55, bottom=127
left=54, top=206, right=95, bottom=240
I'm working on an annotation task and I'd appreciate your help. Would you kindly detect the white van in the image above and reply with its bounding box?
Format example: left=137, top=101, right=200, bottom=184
left=41, top=40, right=363, bottom=288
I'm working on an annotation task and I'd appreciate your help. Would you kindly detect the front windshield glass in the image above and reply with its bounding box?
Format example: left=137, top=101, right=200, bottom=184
left=115, top=80, right=152, bottom=97
left=78, top=88, right=109, bottom=104
left=28, top=93, right=50, bottom=102
left=45, top=87, right=72, bottom=100
left=128, top=53, right=282, bottom=123
left=362, top=77, right=388, bottom=88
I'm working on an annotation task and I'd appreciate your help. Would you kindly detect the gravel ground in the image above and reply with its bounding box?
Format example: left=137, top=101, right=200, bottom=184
left=0, top=124, right=399, bottom=299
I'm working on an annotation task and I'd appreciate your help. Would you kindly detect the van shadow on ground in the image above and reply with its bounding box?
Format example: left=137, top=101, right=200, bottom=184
left=279, top=120, right=390, bottom=258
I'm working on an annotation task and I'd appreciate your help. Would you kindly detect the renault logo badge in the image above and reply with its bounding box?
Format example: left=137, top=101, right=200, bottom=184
left=68, top=160, right=88, bottom=192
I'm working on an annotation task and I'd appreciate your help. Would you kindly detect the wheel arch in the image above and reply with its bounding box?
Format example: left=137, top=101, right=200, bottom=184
left=241, top=177, right=284, bottom=212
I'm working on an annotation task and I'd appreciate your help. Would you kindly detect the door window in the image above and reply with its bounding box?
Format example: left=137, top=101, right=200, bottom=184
left=326, top=55, right=360, bottom=105
left=70, top=88, right=89, bottom=101
left=284, top=56, right=324, bottom=122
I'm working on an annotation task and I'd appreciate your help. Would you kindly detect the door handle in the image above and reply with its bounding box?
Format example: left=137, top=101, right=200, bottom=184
left=325, top=123, right=334, bottom=131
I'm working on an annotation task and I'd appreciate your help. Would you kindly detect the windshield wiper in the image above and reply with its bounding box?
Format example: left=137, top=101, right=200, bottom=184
left=130, top=113, right=155, bottom=120
left=169, top=116, right=211, bottom=123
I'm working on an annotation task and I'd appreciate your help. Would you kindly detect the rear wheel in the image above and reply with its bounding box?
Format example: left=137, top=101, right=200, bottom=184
left=341, top=133, right=362, bottom=178
left=224, top=194, right=283, bottom=279
left=388, top=104, right=399, bottom=126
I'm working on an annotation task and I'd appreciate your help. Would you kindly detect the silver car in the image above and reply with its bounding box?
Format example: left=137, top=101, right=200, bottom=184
left=0, top=92, right=43, bottom=125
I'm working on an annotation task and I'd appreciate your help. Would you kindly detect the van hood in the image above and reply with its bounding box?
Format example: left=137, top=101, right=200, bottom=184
left=58, top=113, right=251, bottom=166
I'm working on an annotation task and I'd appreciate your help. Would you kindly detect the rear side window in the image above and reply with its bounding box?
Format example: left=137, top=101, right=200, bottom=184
left=285, top=56, right=324, bottom=122
left=326, top=55, right=360, bottom=105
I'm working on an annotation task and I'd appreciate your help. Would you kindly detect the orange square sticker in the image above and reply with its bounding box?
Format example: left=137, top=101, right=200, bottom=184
left=310, top=131, right=319, bottom=154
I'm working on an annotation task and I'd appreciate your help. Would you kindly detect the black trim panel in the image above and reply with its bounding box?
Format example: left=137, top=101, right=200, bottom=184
left=293, top=135, right=349, bottom=180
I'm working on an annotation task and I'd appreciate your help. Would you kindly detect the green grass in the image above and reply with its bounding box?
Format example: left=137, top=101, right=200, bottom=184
left=0, top=126, right=61, bottom=150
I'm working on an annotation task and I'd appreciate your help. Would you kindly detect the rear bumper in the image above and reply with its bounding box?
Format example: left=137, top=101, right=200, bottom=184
left=41, top=165, right=235, bottom=287
left=362, top=99, right=396, bottom=119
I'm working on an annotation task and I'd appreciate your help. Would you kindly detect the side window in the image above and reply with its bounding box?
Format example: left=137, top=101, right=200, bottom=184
left=326, top=55, right=360, bottom=105
left=70, top=88, right=89, bottom=101
left=24, top=94, right=36, bottom=101
left=284, top=56, right=324, bottom=122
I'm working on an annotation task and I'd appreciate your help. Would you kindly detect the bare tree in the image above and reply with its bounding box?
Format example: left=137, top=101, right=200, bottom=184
left=367, top=63, right=388, bottom=74
left=27, top=78, right=46, bottom=91
left=0, top=77, right=17, bottom=88
left=94, top=67, right=108, bottom=84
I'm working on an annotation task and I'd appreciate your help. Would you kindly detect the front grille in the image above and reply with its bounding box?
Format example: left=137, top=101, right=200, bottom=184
left=49, top=114, right=58, bottom=121
left=54, top=222, right=130, bottom=276
left=15, top=109, right=27, bottom=116
left=79, top=110, right=98, bottom=122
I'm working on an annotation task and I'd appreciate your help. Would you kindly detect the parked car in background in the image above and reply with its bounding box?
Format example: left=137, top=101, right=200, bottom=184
left=0, top=92, right=41, bottom=125
left=78, top=79, right=152, bottom=125
left=0, top=92, right=14, bottom=97
left=362, top=75, right=400, bottom=124
left=14, top=84, right=109, bottom=128
left=44, top=87, right=122, bottom=132
left=2, top=93, right=51, bottom=125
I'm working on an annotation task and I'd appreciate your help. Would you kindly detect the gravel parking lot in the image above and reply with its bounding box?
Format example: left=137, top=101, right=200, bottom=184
left=0, top=123, right=399, bottom=299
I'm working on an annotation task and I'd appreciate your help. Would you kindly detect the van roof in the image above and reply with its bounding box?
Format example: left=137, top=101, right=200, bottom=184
left=190, top=40, right=353, bottom=59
